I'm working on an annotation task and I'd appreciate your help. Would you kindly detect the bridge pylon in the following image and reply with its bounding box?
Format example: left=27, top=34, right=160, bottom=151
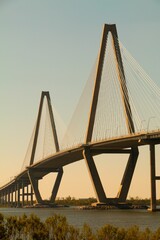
left=27, top=91, right=63, bottom=205
left=84, top=24, right=139, bottom=206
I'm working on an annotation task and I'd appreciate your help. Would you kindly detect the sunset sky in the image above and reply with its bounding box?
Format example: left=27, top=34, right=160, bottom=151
left=0, top=0, right=160, bottom=200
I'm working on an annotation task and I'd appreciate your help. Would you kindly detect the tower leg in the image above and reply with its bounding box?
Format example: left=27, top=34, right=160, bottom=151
left=83, top=147, right=106, bottom=203
left=150, top=144, right=156, bottom=211
left=27, top=170, right=43, bottom=204
left=117, top=147, right=139, bottom=202
left=50, top=168, right=63, bottom=203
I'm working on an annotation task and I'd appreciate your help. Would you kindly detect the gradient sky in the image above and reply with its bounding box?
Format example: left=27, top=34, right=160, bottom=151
left=0, top=0, right=160, bottom=200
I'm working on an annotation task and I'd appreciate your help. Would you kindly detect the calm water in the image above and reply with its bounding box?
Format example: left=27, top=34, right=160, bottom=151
left=0, top=207, right=160, bottom=231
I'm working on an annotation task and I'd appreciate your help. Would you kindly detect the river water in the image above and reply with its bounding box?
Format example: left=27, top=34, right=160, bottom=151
left=0, top=207, right=160, bottom=231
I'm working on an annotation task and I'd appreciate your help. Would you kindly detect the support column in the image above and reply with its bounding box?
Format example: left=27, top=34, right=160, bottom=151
left=50, top=169, right=63, bottom=202
left=150, top=144, right=156, bottom=211
left=22, top=181, right=25, bottom=207
left=0, top=192, right=3, bottom=205
left=83, top=147, right=106, bottom=203
left=14, top=183, right=17, bottom=207
left=28, top=170, right=43, bottom=204
left=30, top=185, right=33, bottom=205
left=17, top=182, right=20, bottom=207
left=3, top=191, right=5, bottom=205
left=0, top=192, right=1, bottom=205
left=1, top=192, right=3, bottom=205
left=26, top=185, right=29, bottom=205
left=4, top=191, right=6, bottom=205
left=8, top=188, right=10, bottom=206
left=117, top=147, right=139, bottom=202
left=11, top=188, right=13, bottom=207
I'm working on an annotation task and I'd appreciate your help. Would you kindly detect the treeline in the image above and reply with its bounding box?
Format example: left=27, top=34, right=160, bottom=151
left=55, top=196, right=96, bottom=206
left=1, top=196, right=159, bottom=208
left=55, top=196, right=160, bottom=206
left=127, top=196, right=160, bottom=206
left=1, top=213, right=160, bottom=240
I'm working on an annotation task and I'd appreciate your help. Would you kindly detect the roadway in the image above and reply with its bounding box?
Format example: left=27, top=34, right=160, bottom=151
left=1, top=130, right=160, bottom=191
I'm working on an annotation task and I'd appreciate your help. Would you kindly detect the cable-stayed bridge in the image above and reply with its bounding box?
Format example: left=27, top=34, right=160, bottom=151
left=1, top=24, right=160, bottom=211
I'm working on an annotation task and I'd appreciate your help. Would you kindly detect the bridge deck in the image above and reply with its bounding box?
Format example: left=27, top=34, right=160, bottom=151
left=1, top=130, right=160, bottom=191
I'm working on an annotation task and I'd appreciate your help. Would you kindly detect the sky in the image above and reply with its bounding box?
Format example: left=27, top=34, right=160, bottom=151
left=0, top=0, right=160, bottom=200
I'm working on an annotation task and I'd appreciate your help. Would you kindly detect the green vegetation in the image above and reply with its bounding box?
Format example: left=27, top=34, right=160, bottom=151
left=55, top=196, right=96, bottom=206
left=0, top=212, right=160, bottom=239
left=55, top=196, right=160, bottom=207
left=1, top=196, right=160, bottom=208
left=127, top=196, right=151, bottom=205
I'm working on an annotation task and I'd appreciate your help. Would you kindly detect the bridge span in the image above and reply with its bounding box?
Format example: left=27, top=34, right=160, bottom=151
left=1, top=129, right=160, bottom=211
left=1, top=24, right=160, bottom=211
